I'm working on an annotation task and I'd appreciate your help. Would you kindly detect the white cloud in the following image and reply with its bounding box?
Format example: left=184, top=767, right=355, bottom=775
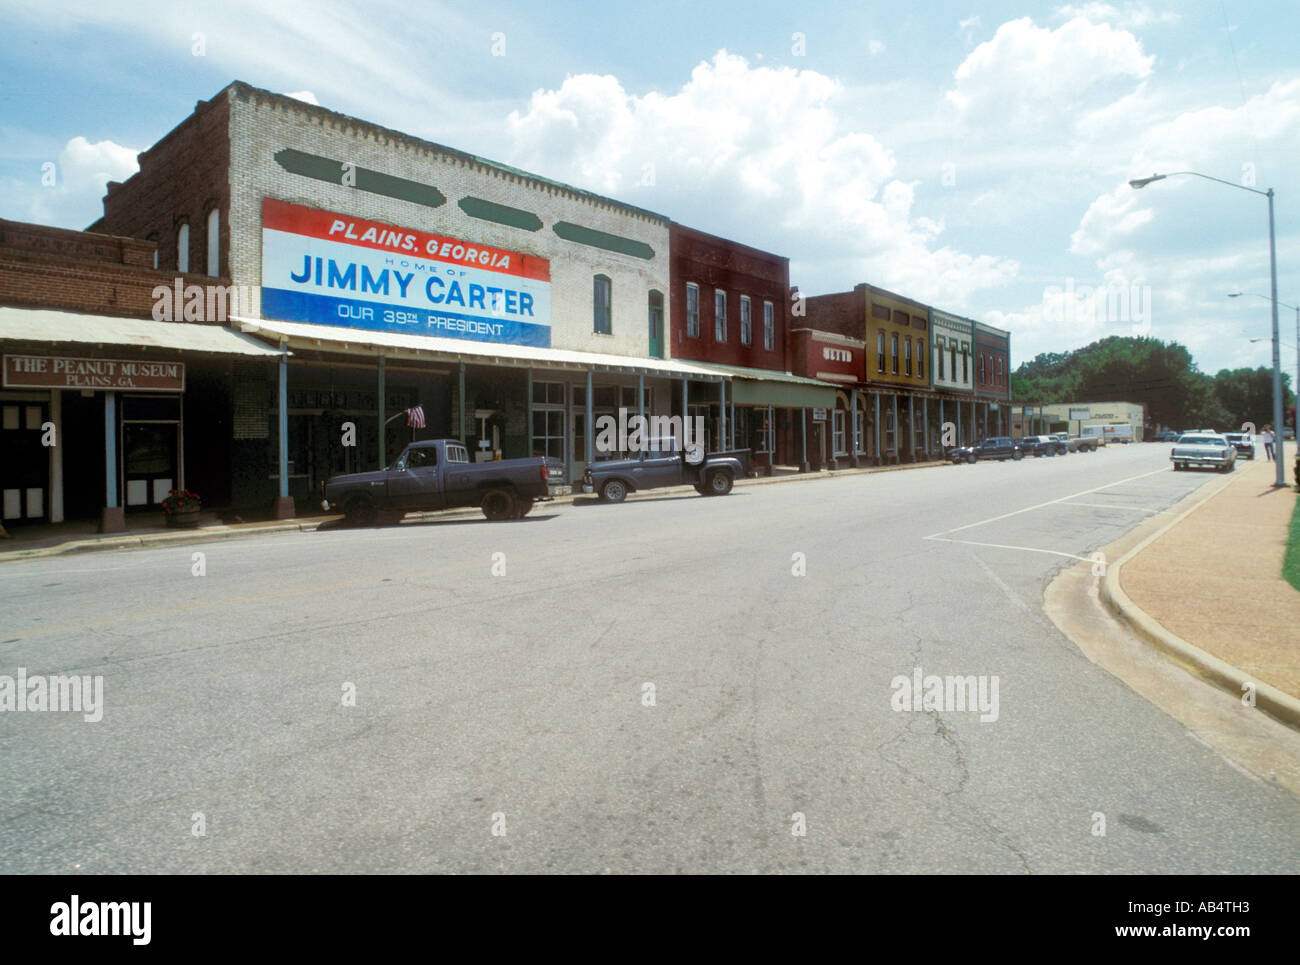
left=869, top=39, right=886, bottom=56
left=946, top=16, right=1153, bottom=123
left=1056, top=3, right=1181, bottom=29
left=0, top=135, right=138, bottom=228
left=506, top=51, right=1017, bottom=303
left=283, top=90, right=319, bottom=105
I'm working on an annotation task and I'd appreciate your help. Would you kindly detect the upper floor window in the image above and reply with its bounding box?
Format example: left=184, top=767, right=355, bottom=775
left=979, top=354, right=986, bottom=385
left=996, top=357, right=1003, bottom=384
left=763, top=301, right=774, bottom=351
left=891, top=334, right=899, bottom=374
left=962, top=348, right=969, bottom=382
left=951, top=345, right=958, bottom=381
left=916, top=339, right=924, bottom=379
left=176, top=222, right=190, bottom=273
left=686, top=283, right=700, bottom=338
left=877, top=330, right=886, bottom=373
left=206, top=208, right=220, bottom=277
left=740, top=296, right=752, bottom=346
left=593, top=275, right=612, bottom=334
left=937, top=339, right=945, bottom=380
left=904, top=337, right=912, bottom=376
left=714, top=289, right=727, bottom=342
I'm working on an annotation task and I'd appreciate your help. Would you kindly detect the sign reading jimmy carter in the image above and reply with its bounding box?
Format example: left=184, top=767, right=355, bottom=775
left=260, top=199, right=552, bottom=347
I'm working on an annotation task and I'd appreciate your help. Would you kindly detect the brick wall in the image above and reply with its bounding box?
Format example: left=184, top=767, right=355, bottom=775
left=223, top=83, right=670, bottom=359
left=668, top=222, right=789, bottom=370
left=975, top=324, right=1011, bottom=399
left=89, top=93, right=231, bottom=278
left=0, top=219, right=218, bottom=318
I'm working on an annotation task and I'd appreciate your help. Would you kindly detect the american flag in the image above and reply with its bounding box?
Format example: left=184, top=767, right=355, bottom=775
left=404, top=405, right=425, bottom=429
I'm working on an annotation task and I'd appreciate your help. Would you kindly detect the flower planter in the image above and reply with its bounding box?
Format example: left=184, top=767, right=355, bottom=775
left=166, top=507, right=202, bottom=528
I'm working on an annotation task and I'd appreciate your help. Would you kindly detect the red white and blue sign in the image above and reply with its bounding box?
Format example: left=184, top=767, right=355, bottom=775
left=260, top=199, right=552, bottom=347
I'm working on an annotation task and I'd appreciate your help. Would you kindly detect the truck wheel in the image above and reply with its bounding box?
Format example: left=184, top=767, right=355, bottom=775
left=344, top=495, right=378, bottom=526
left=481, top=489, right=518, bottom=521
left=600, top=479, right=628, bottom=503
left=514, top=498, right=535, bottom=518
left=1012, top=450, right=1024, bottom=461
left=707, top=470, right=734, bottom=495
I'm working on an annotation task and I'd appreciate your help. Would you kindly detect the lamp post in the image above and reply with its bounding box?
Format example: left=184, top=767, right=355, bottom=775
left=1231, top=292, right=1299, bottom=436
left=1130, top=172, right=1285, bottom=486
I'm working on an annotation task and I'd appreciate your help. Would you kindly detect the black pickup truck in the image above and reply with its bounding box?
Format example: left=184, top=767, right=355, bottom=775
left=949, top=436, right=1025, bottom=464
left=582, top=442, right=752, bottom=502
left=322, top=439, right=568, bottom=523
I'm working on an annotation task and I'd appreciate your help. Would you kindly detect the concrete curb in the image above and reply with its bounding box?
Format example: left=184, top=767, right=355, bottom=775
left=0, top=456, right=954, bottom=563
left=1099, top=466, right=1300, bottom=732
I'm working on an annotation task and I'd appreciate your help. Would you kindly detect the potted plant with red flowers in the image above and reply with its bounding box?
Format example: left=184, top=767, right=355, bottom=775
left=162, top=488, right=202, bottom=528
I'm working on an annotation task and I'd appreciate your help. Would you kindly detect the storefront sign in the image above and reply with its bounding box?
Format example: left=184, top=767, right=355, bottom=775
left=3, top=355, right=184, bottom=392
left=260, top=199, right=553, bottom=347
left=1069, top=407, right=1090, bottom=420
left=813, top=408, right=827, bottom=420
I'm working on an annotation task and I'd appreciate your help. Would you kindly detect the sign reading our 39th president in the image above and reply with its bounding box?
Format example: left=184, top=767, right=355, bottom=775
left=260, top=199, right=552, bottom=347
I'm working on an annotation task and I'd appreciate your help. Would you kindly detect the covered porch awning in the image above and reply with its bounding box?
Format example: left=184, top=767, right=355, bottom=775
left=233, top=317, right=735, bottom=380
left=0, top=307, right=285, bottom=356
left=695, top=361, right=838, bottom=409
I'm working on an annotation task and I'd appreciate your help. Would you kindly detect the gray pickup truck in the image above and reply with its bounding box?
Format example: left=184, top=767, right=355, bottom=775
left=322, top=438, right=568, bottom=523
left=582, top=442, right=752, bottom=502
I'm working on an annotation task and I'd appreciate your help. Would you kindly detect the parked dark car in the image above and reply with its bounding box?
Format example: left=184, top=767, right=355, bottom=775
left=582, top=441, right=751, bottom=501
left=950, top=436, right=1025, bottom=464
left=1021, top=434, right=1068, bottom=457
left=1153, top=430, right=1179, bottom=443
left=322, top=438, right=568, bottom=523
left=1223, top=432, right=1255, bottom=459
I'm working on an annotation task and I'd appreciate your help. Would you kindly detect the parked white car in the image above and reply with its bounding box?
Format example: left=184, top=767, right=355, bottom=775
left=1170, top=433, right=1237, bottom=473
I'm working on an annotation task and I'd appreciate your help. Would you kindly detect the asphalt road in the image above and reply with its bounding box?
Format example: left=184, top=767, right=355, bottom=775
left=1, top=444, right=1297, bottom=873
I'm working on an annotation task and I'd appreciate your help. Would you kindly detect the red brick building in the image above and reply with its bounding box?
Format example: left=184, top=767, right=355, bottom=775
left=668, top=223, right=833, bottom=469
left=0, top=219, right=280, bottom=531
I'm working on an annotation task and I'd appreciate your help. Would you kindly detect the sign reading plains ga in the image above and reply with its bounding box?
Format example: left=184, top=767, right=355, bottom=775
left=3, top=355, right=184, bottom=392
left=260, top=199, right=552, bottom=347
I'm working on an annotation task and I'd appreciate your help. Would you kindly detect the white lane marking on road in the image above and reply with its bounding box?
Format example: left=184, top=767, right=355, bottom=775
left=922, top=466, right=1171, bottom=541
left=926, top=537, right=1094, bottom=563
left=971, top=555, right=1035, bottom=614
left=1054, top=501, right=1164, bottom=513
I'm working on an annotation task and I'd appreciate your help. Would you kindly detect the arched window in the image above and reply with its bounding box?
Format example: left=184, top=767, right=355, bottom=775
left=206, top=208, right=220, bottom=277
left=176, top=222, right=190, bottom=273
left=147, top=233, right=159, bottom=270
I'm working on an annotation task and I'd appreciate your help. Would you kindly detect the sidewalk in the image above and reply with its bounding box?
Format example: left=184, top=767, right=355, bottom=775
left=1107, top=441, right=1300, bottom=716
left=0, top=455, right=949, bottom=562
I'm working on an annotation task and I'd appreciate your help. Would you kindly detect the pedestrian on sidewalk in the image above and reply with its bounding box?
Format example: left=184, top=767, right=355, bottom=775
left=1262, top=427, right=1275, bottom=461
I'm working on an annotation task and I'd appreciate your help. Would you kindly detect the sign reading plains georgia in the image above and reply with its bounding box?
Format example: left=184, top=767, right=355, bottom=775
left=260, top=199, right=552, bottom=347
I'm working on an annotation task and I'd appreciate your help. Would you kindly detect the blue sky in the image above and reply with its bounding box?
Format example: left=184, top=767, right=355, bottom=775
left=2, top=0, right=1298, bottom=382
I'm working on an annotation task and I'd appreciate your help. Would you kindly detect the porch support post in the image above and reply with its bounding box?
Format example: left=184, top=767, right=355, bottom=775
left=457, top=361, right=466, bottom=443
left=873, top=393, right=882, bottom=466
left=376, top=353, right=386, bottom=471
left=272, top=342, right=295, bottom=520
left=99, top=389, right=125, bottom=532
left=586, top=369, right=594, bottom=465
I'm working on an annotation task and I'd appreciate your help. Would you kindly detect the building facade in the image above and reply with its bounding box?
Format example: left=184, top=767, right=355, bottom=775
left=0, top=219, right=281, bottom=531
left=801, top=283, right=945, bottom=465
left=668, top=223, right=832, bottom=470
left=928, top=308, right=977, bottom=448
left=973, top=321, right=1012, bottom=440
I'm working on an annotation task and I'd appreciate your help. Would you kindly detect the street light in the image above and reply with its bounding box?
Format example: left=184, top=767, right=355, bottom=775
left=1231, top=292, right=1299, bottom=422
left=1131, top=171, right=1285, bottom=486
